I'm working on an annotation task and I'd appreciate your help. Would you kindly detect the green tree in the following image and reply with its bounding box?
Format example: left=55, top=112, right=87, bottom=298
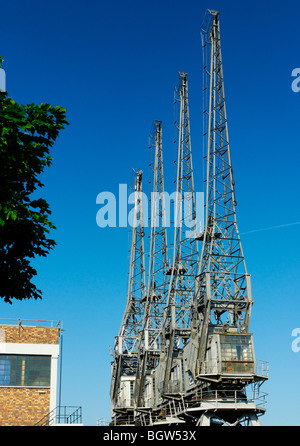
left=0, top=56, right=68, bottom=303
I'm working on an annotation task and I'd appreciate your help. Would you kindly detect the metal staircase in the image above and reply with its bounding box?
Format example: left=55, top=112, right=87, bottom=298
left=35, top=406, right=82, bottom=426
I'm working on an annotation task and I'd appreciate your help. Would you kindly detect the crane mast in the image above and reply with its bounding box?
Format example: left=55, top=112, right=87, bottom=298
left=197, top=9, right=251, bottom=340
left=134, top=121, right=169, bottom=415
left=110, top=170, right=146, bottom=425
left=182, top=10, right=268, bottom=426
left=156, top=72, right=199, bottom=399
left=195, top=9, right=252, bottom=370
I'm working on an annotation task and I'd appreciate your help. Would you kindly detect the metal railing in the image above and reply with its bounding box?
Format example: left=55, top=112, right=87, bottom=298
left=197, top=359, right=269, bottom=378
left=111, top=414, right=135, bottom=426
left=184, top=388, right=268, bottom=411
left=149, top=388, right=267, bottom=423
left=0, top=318, right=63, bottom=329
left=35, top=406, right=82, bottom=426
left=136, top=386, right=268, bottom=426
left=256, top=360, right=269, bottom=378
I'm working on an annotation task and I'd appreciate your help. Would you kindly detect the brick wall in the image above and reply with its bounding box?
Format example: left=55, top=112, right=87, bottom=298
left=0, top=324, right=60, bottom=426
left=0, top=387, right=50, bottom=426
left=0, top=325, right=60, bottom=344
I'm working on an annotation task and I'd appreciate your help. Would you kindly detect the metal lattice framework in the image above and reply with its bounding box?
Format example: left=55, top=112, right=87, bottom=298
left=110, top=10, right=268, bottom=427
left=195, top=10, right=253, bottom=371
left=157, top=73, right=199, bottom=396
left=179, top=10, right=268, bottom=427
left=134, top=121, right=169, bottom=409
left=110, top=170, right=146, bottom=414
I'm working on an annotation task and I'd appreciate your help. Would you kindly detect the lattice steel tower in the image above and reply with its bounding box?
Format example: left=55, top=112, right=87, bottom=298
left=110, top=170, right=146, bottom=425
left=155, top=72, right=199, bottom=401
left=181, top=10, right=268, bottom=426
left=134, top=121, right=169, bottom=418
left=109, top=10, right=268, bottom=427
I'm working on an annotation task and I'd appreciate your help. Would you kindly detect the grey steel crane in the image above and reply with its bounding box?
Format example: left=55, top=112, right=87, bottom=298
left=155, top=72, right=199, bottom=402
left=109, top=10, right=268, bottom=427
left=181, top=10, right=269, bottom=426
left=134, top=121, right=169, bottom=421
left=110, top=170, right=146, bottom=425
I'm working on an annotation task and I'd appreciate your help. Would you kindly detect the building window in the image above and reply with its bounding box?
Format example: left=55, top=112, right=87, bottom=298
left=0, top=355, right=51, bottom=387
left=0, top=359, right=11, bottom=385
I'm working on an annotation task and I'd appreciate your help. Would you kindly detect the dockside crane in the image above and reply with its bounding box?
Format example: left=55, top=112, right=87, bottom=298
left=110, top=10, right=269, bottom=427
left=134, top=122, right=169, bottom=421
left=181, top=10, right=269, bottom=426
left=155, top=73, right=199, bottom=402
left=110, top=170, right=146, bottom=425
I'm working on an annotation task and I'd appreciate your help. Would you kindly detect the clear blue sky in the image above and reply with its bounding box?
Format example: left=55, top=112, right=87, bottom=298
left=1, top=0, right=300, bottom=426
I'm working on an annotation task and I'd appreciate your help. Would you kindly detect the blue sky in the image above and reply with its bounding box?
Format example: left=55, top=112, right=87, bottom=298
left=0, top=0, right=300, bottom=426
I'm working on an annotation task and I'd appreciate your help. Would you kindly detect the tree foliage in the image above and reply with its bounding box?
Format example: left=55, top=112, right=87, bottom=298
left=0, top=57, right=68, bottom=303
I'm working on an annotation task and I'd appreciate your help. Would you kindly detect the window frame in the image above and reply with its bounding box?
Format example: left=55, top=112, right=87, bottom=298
left=0, top=354, right=51, bottom=388
left=219, top=333, right=255, bottom=374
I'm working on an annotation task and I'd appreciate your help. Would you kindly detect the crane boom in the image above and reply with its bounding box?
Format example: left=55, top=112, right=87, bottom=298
left=180, top=10, right=268, bottom=426
left=196, top=9, right=252, bottom=369
left=156, top=73, right=199, bottom=398
left=110, top=170, right=146, bottom=424
left=134, top=121, right=169, bottom=411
